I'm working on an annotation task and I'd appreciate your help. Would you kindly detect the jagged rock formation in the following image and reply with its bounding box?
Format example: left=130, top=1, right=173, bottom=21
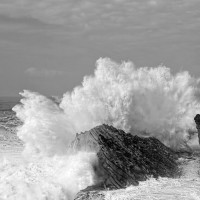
left=194, top=114, right=200, bottom=144
left=73, top=124, right=179, bottom=199
left=74, top=185, right=105, bottom=200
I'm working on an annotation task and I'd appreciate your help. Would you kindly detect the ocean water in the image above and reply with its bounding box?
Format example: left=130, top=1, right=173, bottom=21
left=0, top=97, right=20, bottom=111
left=0, top=113, right=200, bottom=200
left=0, top=97, right=23, bottom=161
left=1, top=58, right=200, bottom=200
left=0, top=99, right=97, bottom=200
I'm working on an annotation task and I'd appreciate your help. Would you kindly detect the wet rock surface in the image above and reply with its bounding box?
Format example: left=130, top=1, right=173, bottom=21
left=194, top=114, right=200, bottom=144
left=73, top=124, right=179, bottom=200
left=74, top=185, right=105, bottom=200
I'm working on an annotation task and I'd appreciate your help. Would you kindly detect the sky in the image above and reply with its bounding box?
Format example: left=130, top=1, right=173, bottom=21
left=0, top=0, right=200, bottom=96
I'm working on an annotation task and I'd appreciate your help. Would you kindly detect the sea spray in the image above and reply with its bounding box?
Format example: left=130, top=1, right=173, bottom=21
left=7, top=57, right=200, bottom=199
left=9, top=93, right=98, bottom=200
left=14, top=58, right=200, bottom=153
left=13, top=91, right=75, bottom=157
left=14, top=58, right=200, bottom=152
left=60, top=58, right=200, bottom=148
left=0, top=152, right=97, bottom=200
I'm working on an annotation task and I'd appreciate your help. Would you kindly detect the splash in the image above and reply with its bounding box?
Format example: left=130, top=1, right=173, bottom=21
left=9, top=57, right=200, bottom=199
left=13, top=58, right=200, bottom=154
left=60, top=58, right=200, bottom=148
left=0, top=152, right=97, bottom=200
left=13, top=91, right=75, bottom=157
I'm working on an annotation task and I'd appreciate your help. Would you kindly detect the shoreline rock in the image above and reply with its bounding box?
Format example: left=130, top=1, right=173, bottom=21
left=194, top=114, right=200, bottom=144
left=73, top=124, right=179, bottom=199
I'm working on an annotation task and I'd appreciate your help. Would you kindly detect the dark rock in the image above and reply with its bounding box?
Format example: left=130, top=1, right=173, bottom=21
left=72, top=124, right=179, bottom=198
left=194, top=114, right=200, bottom=144
left=194, top=114, right=200, bottom=124
left=74, top=185, right=105, bottom=200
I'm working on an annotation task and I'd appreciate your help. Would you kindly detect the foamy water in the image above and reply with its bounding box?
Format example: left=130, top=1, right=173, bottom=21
left=0, top=126, right=97, bottom=200
left=105, top=157, right=200, bottom=200
left=1, top=138, right=200, bottom=200
left=0, top=154, right=97, bottom=200
left=1, top=113, right=200, bottom=200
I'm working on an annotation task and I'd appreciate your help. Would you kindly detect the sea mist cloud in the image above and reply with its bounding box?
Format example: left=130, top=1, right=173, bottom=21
left=14, top=58, right=200, bottom=156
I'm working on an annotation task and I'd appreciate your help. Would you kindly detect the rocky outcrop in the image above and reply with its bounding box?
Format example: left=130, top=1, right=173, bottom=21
left=74, top=185, right=105, bottom=200
left=194, top=114, right=200, bottom=144
left=73, top=124, right=179, bottom=200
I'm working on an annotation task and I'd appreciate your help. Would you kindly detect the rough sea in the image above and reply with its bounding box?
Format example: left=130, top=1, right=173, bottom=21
left=0, top=99, right=200, bottom=200
left=0, top=97, right=23, bottom=161
left=1, top=58, right=200, bottom=200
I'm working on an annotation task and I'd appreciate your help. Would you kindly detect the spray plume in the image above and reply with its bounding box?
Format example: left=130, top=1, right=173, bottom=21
left=14, top=58, right=200, bottom=153
left=8, top=58, right=200, bottom=199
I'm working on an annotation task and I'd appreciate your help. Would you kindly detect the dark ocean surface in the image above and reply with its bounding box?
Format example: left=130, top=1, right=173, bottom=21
left=0, top=97, right=20, bottom=111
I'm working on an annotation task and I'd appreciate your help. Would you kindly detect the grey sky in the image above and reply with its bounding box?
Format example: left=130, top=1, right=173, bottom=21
left=0, top=0, right=200, bottom=96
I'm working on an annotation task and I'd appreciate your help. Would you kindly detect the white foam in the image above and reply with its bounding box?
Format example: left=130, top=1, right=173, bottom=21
left=0, top=152, right=97, bottom=200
